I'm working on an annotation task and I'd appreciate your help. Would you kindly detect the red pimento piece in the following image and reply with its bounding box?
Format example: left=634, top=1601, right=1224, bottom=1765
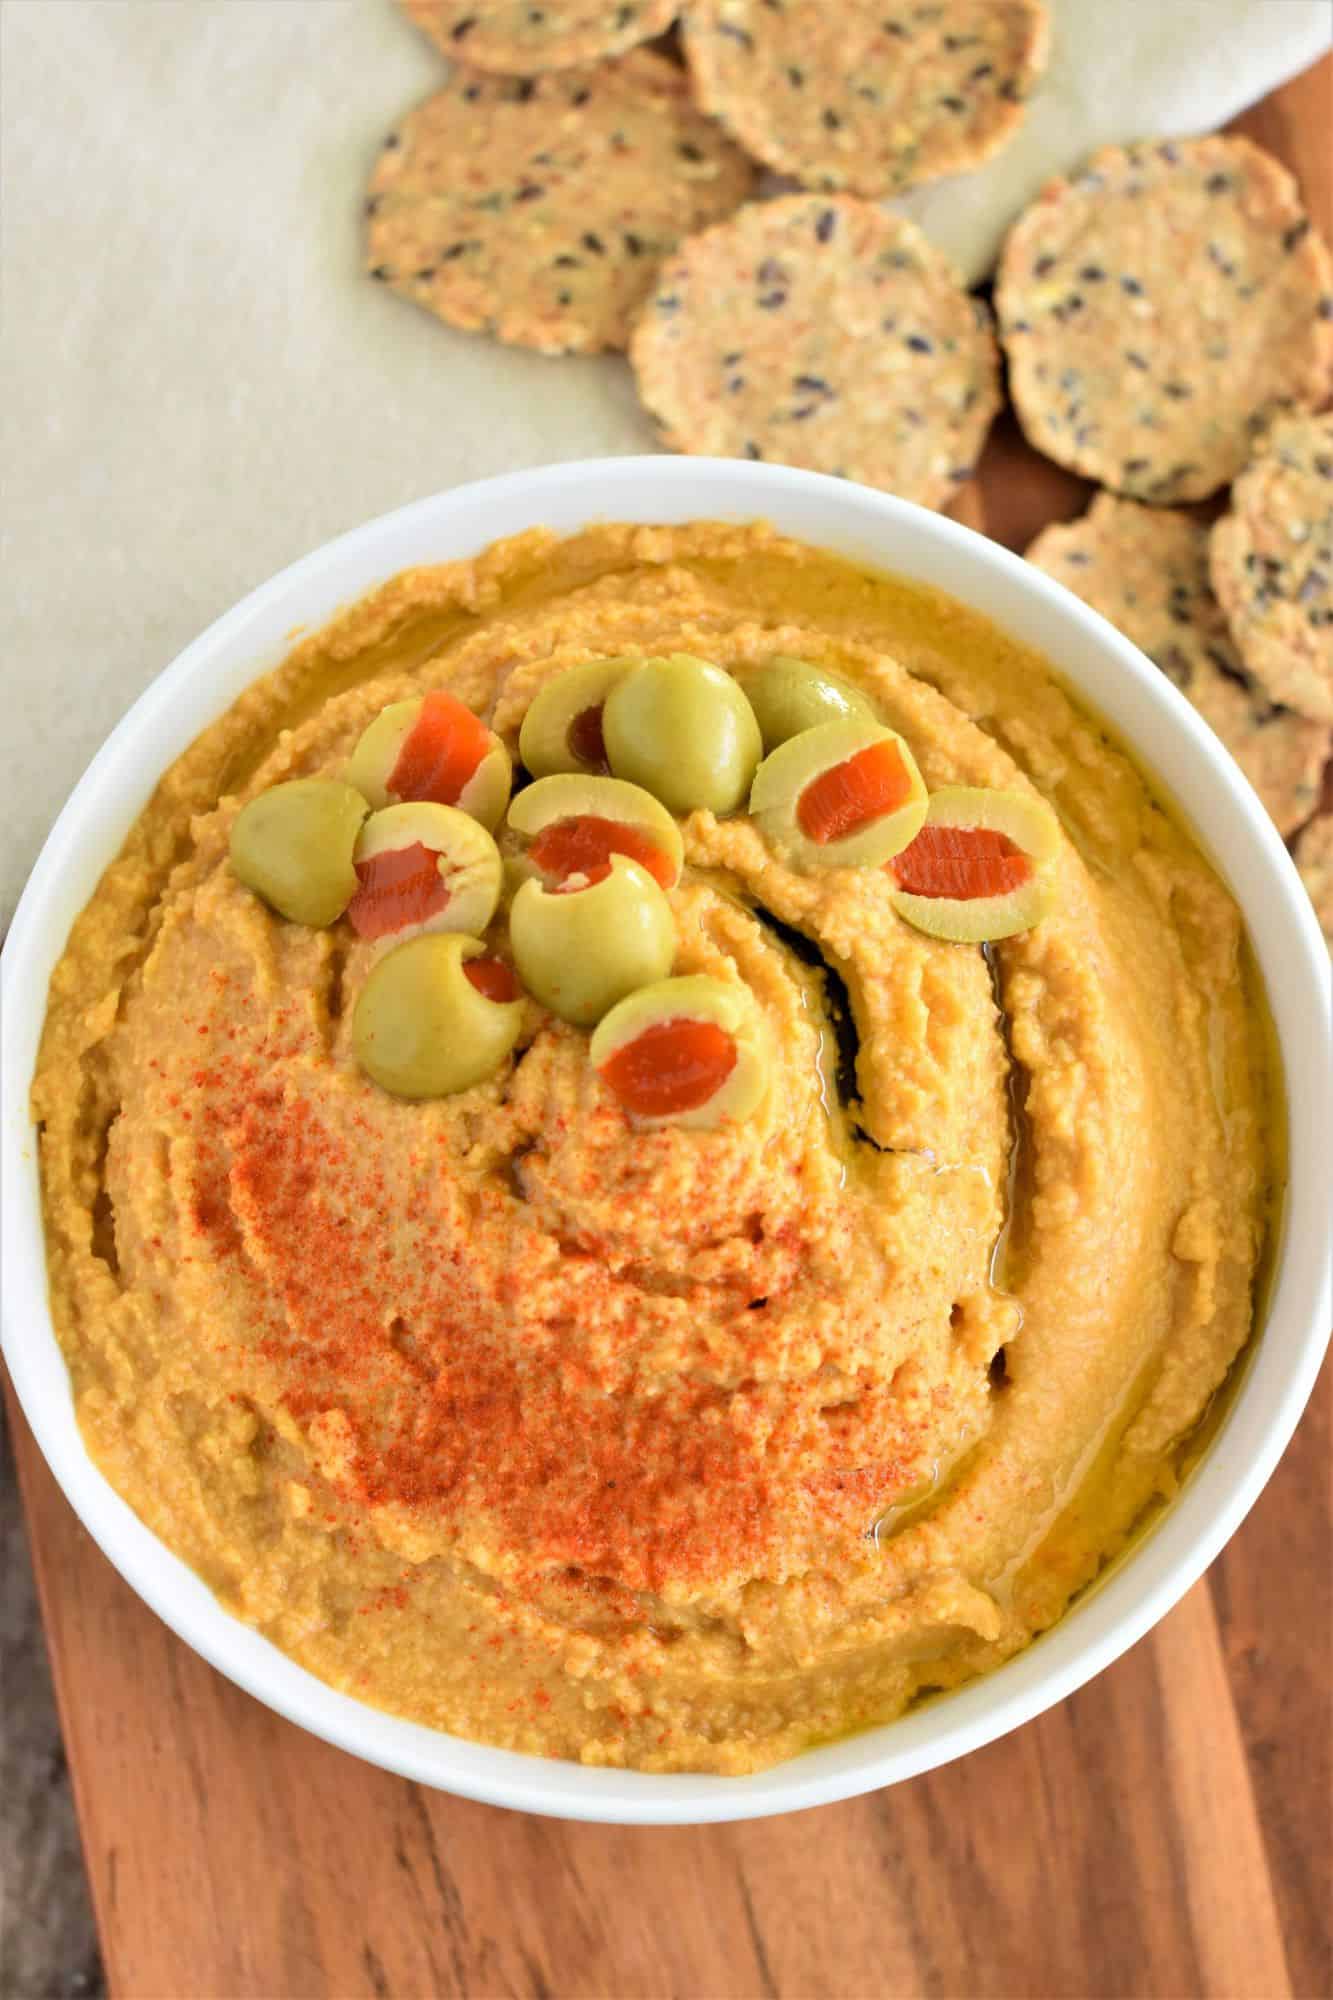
left=527, top=814, right=674, bottom=890
left=892, top=825, right=1032, bottom=900
left=463, top=957, right=519, bottom=1003
left=599, top=1018, right=737, bottom=1118
left=797, top=739, right=912, bottom=844
left=566, top=703, right=609, bottom=773
left=389, top=691, right=492, bottom=806
left=347, top=843, right=450, bottom=939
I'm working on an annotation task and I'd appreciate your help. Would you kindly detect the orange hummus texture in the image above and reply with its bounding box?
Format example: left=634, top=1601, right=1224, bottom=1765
left=35, top=523, right=1273, bottom=1772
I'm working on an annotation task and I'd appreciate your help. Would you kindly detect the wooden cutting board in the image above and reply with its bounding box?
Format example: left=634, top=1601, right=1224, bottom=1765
left=8, top=53, right=1331, bottom=2000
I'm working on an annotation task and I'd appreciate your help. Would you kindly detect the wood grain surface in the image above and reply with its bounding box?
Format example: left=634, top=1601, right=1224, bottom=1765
left=8, top=51, right=1332, bottom=2000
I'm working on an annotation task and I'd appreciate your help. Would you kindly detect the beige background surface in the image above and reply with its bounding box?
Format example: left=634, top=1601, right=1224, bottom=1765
left=2, top=0, right=1327, bottom=928
left=0, top=0, right=650, bottom=928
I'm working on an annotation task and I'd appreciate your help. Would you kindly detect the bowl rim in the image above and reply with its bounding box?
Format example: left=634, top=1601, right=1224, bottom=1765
left=3, top=456, right=1330, bottom=1825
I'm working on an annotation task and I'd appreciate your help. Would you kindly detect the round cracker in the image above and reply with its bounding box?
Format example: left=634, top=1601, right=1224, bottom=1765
left=1292, top=813, right=1333, bottom=952
left=1209, top=411, right=1333, bottom=725
left=682, top=0, right=1048, bottom=199
left=397, top=0, right=680, bottom=76
left=630, top=195, right=1001, bottom=508
left=1027, top=493, right=1330, bottom=838
left=997, top=135, right=1333, bottom=504
left=364, top=54, right=754, bottom=356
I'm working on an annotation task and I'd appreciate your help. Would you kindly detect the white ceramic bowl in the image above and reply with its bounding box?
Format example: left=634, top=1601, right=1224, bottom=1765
left=4, top=459, right=1330, bottom=1824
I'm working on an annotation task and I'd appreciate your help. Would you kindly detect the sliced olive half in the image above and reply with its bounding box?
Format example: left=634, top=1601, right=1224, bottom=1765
left=509, top=854, right=675, bottom=1026
left=517, top=658, right=634, bottom=778
left=229, top=778, right=369, bottom=927
left=743, top=655, right=876, bottom=752
left=507, top=773, right=684, bottom=890
left=887, top=787, right=1060, bottom=942
left=590, top=974, right=768, bottom=1131
left=602, top=654, right=762, bottom=816
left=749, top=719, right=927, bottom=868
left=353, top=932, right=523, bottom=1099
left=346, top=802, right=501, bottom=942
left=347, top=690, right=511, bottom=829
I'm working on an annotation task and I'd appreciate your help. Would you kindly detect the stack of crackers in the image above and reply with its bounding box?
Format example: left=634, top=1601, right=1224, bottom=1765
left=366, top=2, right=1333, bottom=940
left=1016, top=141, right=1333, bottom=936
left=368, top=0, right=1049, bottom=508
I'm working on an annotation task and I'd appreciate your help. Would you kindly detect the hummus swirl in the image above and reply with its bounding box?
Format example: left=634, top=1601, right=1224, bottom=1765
left=36, top=523, right=1272, bottom=1772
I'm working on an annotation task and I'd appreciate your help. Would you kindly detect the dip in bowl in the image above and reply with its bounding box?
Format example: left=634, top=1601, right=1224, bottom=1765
left=3, top=459, right=1329, bottom=1823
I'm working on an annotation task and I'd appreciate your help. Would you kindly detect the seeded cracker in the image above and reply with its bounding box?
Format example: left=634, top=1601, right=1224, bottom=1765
left=1209, top=412, right=1333, bottom=725
left=998, top=135, right=1333, bottom=504
left=1028, top=495, right=1330, bottom=838
left=398, top=1, right=680, bottom=76
left=1292, top=814, right=1333, bottom=951
left=630, top=195, right=1001, bottom=508
left=682, top=0, right=1048, bottom=199
left=365, top=55, right=754, bottom=355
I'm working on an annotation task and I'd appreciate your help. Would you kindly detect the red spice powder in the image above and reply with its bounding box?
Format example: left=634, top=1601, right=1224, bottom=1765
left=177, top=1041, right=930, bottom=1599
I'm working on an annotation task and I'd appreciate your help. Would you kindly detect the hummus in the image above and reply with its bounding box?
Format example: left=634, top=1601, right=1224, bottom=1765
left=35, top=523, right=1274, bottom=1773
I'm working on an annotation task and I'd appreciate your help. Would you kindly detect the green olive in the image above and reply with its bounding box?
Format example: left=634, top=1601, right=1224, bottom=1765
left=229, top=779, right=369, bottom=927
left=590, top=974, right=770, bottom=1130
left=352, top=933, right=523, bottom=1098
left=346, top=698, right=420, bottom=807
left=518, top=659, right=634, bottom=778
left=506, top=773, right=684, bottom=888
left=887, top=786, right=1061, bottom=943
left=509, top=855, right=675, bottom=1026
left=743, top=656, right=877, bottom=752
left=351, top=802, right=502, bottom=939
left=749, top=719, right=928, bottom=870
left=346, top=693, right=511, bottom=829
left=601, top=654, right=762, bottom=815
